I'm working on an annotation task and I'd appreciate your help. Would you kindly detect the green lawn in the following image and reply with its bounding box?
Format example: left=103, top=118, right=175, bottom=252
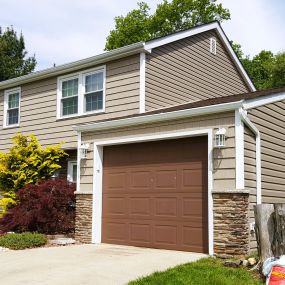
left=128, top=257, right=264, bottom=285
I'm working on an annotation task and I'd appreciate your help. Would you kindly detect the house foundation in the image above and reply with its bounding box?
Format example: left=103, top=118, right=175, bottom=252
left=212, top=190, right=250, bottom=257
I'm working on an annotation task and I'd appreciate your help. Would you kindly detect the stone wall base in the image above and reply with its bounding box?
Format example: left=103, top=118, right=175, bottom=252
left=213, top=191, right=250, bottom=257
left=75, top=193, right=93, bottom=243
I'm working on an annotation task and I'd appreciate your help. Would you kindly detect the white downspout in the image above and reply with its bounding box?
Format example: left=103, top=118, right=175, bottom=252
left=239, top=108, right=262, bottom=204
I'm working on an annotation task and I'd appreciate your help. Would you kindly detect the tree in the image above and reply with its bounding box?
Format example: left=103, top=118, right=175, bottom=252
left=0, top=26, right=36, bottom=81
left=232, top=42, right=285, bottom=90
left=105, top=0, right=230, bottom=50
left=0, top=134, right=67, bottom=193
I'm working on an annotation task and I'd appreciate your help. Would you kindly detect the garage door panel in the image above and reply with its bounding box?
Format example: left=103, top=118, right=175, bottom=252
left=102, top=137, right=208, bottom=253
left=129, top=197, right=151, bottom=217
left=130, top=223, right=151, bottom=244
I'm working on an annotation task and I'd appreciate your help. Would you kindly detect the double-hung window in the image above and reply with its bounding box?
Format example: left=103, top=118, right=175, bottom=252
left=4, top=88, right=21, bottom=127
left=58, top=66, right=105, bottom=118
left=84, top=71, right=104, bottom=112
left=61, top=77, right=79, bottom=116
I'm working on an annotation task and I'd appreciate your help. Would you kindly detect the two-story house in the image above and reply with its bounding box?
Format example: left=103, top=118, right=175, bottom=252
left=0, top=21, right=284, bottom=256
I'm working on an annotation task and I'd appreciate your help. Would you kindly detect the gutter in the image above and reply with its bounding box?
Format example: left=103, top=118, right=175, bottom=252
left=0, top=42, right=145, bottom=90
left=73, top=100, right=244, bottom=132
left=239, top=108, right=262, bottom=204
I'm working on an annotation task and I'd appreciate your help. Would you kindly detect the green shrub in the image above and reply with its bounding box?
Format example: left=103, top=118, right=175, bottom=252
left=0, top=232, right=47, bottom=250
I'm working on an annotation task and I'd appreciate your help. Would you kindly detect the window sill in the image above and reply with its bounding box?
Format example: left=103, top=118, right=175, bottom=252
left=56, top=110, right=105, bottom=122
left=2, top=124, right=20, bottom=129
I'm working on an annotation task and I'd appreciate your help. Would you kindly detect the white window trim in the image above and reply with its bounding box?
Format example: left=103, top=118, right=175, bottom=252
left=91, top=128, right=214, bottom=255
left=67, top=160, right=77, bottom=183
left=57, top=65, right=106, bottom=119
left=3, top=87, right=21, bottom=129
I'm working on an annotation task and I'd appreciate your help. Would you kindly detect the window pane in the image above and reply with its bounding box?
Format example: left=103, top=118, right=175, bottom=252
left=85, top=91, right=103, bottom=112
left=62, top=79, right=78, bottom=98
left=7, top=109, right=19, bottom=125
left=8, top=93, right=19, bottom=109
left=62, top=97, right=78, bottom=116
left=85, top=72, right=103, bottom=93
left=72, top=164, right=77, bottom=182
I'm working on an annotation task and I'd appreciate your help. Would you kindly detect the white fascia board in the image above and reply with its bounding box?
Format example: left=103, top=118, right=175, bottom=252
left=73, top=100, right=243, bottom=132
left=144, top=22, right=220, bottom=51
left=243, top=91, right=285, bottom=110
left=0, top=43, right=145, bottom=90
left=215, top=25, right=256, bottom=92
left=144, top=22, right=256, bottom=92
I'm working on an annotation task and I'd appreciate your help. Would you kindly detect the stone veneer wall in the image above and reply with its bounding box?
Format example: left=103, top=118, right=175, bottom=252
left=213, top=190, right=250, bottom=257
left=75, top=193, right=93, bottom=243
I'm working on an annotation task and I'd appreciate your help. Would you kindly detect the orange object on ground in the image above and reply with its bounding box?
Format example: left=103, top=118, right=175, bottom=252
left=269, top=266, right=285, bottom=285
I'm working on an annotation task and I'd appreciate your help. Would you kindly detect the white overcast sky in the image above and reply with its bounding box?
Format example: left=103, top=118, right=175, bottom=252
left=1, top=0, right=284, bottom=71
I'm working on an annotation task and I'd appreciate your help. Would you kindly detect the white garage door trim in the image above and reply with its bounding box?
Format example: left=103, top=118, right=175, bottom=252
left=92, top=128, right=214, bottom=255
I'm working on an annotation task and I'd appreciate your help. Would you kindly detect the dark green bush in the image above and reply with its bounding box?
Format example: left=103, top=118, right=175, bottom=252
left=0, top=232, right=47, bottom=250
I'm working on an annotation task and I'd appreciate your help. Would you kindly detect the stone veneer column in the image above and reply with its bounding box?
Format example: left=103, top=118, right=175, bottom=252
left=212, top=190, right=250, bottom=257
left=75, top=193, right=93, bottom=243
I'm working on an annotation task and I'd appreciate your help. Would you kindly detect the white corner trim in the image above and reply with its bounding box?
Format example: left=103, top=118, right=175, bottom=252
left=239, top=109, right=261, bottom=204
left=235, top=109, right=245, bottom=189
left=76, top=131, right=81, bottom=192
left=92, top=144, right=103, bottom=243
left=92, top=129, right=214, bottom=255
left=243, top=91, right=285, bottom=110
left=139, top=52, right=146, bottom=113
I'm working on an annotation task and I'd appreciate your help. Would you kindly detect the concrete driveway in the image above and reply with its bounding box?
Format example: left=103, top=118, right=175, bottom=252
left=0, top=244, right=205, bottom=285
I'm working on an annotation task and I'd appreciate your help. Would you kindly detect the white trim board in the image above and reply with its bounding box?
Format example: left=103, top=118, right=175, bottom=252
left=243, top=91, right=285, bottom=110
left=92, top=128, right=214, bottom=255
left=144, top=21, right=256, bottom=92
left=139, top=52, right=146, bottom=113
left=235, top=109, right=245, bottom=189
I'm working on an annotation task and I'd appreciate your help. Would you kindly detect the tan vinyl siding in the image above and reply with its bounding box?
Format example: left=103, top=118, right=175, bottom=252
left=248, top=100, right=285, bottom=204
left=145, top=30, right=250, bottom=111
left=79, top=112, right=236, bottom=193
left=244, top=126, right=257, bottom=251
left=0, top=55, right=140, bottom=151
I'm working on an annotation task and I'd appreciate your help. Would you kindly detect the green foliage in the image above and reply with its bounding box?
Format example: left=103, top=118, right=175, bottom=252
left=128, top=257, right=263, bottom=285
left=0, top=192, right=17, bottom=218
left=105, top=0, right=230, bottom=50
left=0, top=26, right=36, bottom=82
left=0, top=232, right=47, bottom=250
left=0, top=134, right=67, bottom=193
left=231, top=42, right=285, bottom=90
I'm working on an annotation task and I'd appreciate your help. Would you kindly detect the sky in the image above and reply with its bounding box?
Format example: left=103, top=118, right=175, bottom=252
left=0, top=0, right=284, bottom=71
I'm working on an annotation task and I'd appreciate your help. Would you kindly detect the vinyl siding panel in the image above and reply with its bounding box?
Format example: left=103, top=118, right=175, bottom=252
left=247, top=100, right=285, bottom=204
left=244, top=126, right=257, bottom=251
left=80, top=112, right=236, bottom=194
left=0, top=55, right=140, bottom=151
left=145, top=30, right=250, bottom=110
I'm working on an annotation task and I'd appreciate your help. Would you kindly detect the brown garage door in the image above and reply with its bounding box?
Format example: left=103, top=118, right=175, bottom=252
left=102, top=136, right=208, bottom=253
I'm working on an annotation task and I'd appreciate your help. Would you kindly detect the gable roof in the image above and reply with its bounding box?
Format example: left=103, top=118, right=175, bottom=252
left=0, top=21, right=255, bottom=91
left=73, top=86, right=285, bottom=132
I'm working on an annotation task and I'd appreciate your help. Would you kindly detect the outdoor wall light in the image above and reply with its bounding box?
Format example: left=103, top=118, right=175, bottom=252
left=214, top=128, right=227, bottom=148
left=79, top=143, right=90, bottom=159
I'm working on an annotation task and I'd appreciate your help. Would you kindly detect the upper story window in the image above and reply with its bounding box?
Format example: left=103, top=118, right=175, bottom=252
left=57, top=66, right=105, bottom=119
left=4, top=88, right=21, bottom=128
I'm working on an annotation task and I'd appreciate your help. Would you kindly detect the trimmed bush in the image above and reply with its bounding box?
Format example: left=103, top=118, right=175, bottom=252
left=0, top=180, right=76, bottom=234
left=0, top=232, right=47, bottom=250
